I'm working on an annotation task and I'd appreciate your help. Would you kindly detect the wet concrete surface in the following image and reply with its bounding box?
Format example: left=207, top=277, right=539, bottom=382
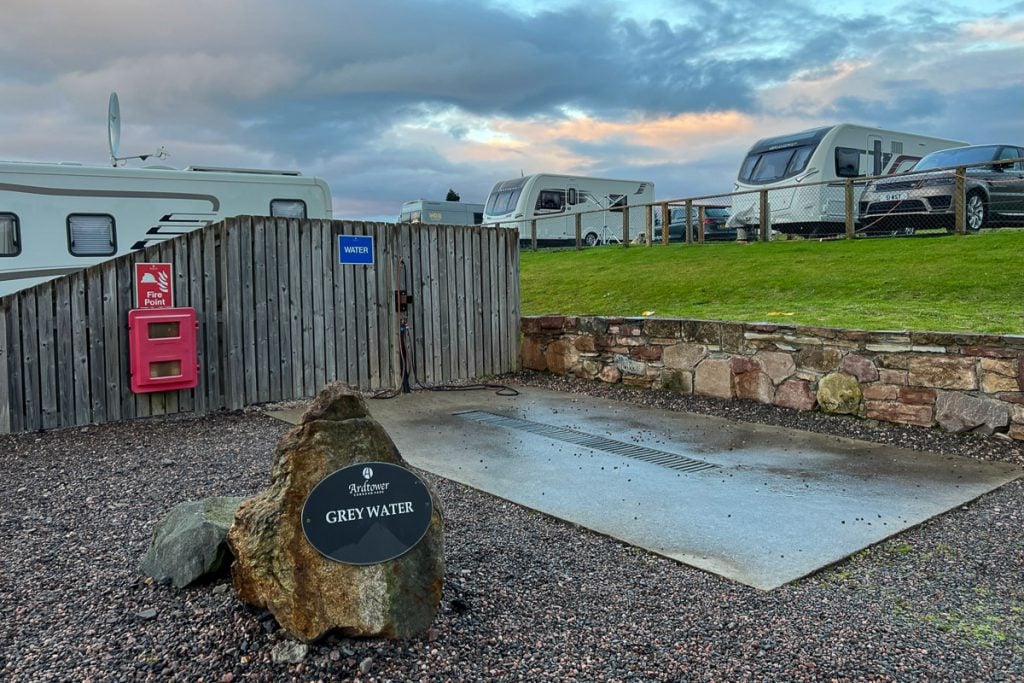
left=268, top=387, right=1022, bottom=590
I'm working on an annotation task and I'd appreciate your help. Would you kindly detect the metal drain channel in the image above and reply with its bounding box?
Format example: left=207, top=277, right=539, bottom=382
left=455, top=410, right=718, bottom=473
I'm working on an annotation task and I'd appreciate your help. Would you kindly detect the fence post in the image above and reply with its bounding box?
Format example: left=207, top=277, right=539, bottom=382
left=531, top=219, right=538, bottom=250
left=575, top=213, right=582, bottom=250
left=954, top=166, right=966, bottom=234
left=697, top=205, right=706, bottom=244
left=660, top=203, right=669, bottom=246
left=844, top=179, right=855, bottom=239
left=685, top=199, right=693, bottom=245
left=621, top=206, right=629, bottom=247
left=645, top=205, right=653, bottom=247
left=759, top=190, right=770, bottom=241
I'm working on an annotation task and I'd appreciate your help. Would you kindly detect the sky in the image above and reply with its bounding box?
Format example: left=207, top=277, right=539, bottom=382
left=1, top=0, right=1022, bottom=220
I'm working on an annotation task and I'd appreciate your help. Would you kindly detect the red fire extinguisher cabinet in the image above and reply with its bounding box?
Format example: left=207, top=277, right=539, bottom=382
left=128, top=307, right=199, bottom=394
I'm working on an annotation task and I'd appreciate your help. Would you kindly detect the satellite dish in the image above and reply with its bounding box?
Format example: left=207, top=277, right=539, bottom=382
left=108, top=92, right=121, bottom=164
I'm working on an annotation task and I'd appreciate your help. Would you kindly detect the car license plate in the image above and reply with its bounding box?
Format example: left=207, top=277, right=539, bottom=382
left=883, top=192, right=908, bottom=201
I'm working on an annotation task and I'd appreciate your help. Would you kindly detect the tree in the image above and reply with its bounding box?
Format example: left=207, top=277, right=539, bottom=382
left=445, top=188, right=460, bottom=202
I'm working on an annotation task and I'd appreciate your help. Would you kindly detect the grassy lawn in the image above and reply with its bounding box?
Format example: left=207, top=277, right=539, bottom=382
left=519, top=230, right=1024, bottom=334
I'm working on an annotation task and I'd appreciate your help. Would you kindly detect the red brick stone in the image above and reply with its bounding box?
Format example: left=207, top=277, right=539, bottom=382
left=899, top=387, right=937, bottom=405
left=878, top=369, right=908, bottom=385
left=996, top=392, right=1024, bottom=405
left=774, top=379, right=816, bottom=412
left=863, top=384, right=898, bottom=400
left=864, top=400, right=934, bottom=427
left=631, top=346, right=663, bottom=362
left=730, top=356, right=761, bottom=374
left=521, top=337, right=547, bottom=371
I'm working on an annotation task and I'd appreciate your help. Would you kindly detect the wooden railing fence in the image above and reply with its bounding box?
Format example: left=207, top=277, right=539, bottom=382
left=0, top=217, right=520, bottom=434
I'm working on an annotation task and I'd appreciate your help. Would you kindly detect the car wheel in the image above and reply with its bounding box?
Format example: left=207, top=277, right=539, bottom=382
left=584, top=231, right=599, bottom=247
left=966, top=191, right=986, bottom=232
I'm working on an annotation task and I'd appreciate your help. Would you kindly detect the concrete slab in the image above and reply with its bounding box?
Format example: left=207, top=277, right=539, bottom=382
left=267, top=388, right=1022, bottom=590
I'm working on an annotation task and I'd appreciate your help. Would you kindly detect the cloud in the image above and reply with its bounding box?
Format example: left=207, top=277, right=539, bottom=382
left=0, top=0, right=1021, bottom=218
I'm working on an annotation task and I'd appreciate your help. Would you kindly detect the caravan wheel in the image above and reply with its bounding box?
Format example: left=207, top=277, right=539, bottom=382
left=584, top=232, right=599, bottom=247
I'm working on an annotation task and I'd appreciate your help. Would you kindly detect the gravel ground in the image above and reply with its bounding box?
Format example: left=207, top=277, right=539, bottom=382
left=2, top=373, right=1023, bottom=682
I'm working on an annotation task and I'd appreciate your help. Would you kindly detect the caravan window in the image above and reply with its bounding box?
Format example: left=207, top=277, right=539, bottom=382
left=609, top=194, right=627, bottom=212
left=271, top=199, right=307, bottom=219
left=835, top=147, right=861, bottom=177
left=485, top=188, right=522, bottom=215
left=67, top=214, right=116, bottom=256
left=0, top=213, right=20, bottom=256
left=535, top=190, right=566, bottom=212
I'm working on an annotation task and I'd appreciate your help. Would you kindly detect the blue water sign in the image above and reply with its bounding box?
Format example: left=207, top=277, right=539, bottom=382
left=338, top=235, right=374, bottom=265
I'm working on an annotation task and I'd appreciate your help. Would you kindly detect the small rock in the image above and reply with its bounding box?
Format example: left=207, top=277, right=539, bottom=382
left=271, top=640, right=308, bottom=665
left=212, top=584, right=229, bottom=595
left=159, top=458, right=175, bottom=467
left=136, top=608, right=158, bottom=621
left=220, top=673, right=235, bottom=683
left=359, top=656, right=374, bottom=675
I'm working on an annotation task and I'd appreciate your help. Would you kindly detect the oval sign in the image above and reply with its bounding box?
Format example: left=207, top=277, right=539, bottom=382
left=301, top=462, right=433, bottom=565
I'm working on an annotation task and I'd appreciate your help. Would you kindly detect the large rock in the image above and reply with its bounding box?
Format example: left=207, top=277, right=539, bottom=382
left=228, top=383, right=444, bottom=642
left=817, top=372, right=862, bottom=415
left=141, top=496, right=246, bottom=588
left=774, top=379, right=816, bottom=412
left=934, top=392, right=1011, bottom=435
left=694, top=357, right=733, bottom=399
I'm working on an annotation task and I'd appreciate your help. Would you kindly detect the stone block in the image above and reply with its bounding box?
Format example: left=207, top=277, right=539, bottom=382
left=934, top=392, right=1010, bottom=434
left=980, top=357, right=1016, bottom=376
left=730, top=356, right=762, bottom=375
left=661, top=369, right=693, bottom=394
left=545, top=340, right=580, bottom=375
left=521, top=317, right=543, bottom=334
left=817, top=372, right=862, bottom=415
left=694, top=357, right=734, bottom=399
left=842, top=354, right=879, bottom=383
left=1011, top=404, right=1024, bottom=423
left=521, top=337, right=547, bottom=371
left=878, top=369, right=908, bottom=385
left=963, top=346, right=1019, bottom=358
left=1010, top=423, right=1024, bottom=442
left=755, top=351, right=796, bottom=385
left=864, top=401, right=934, bottom=427
left=631, top=346, right=663, bottom=362
left=576, top=360, right=602, bottom=380
left=862, top=384, right=898, bottom=401
left=622, top=376, right=653, bottom=388
left=538, top=315, right=566, bottom=330
left=599, top=365, right=622, bottom=384
left=574, top=335, right=597, bottom=353
left=899, top=387, right=937, bottom=405
left=908, top=356, right=977, bottom=390
left=774, top=379, right=816, bottom=412
left=797, top=346, right=843, bottom=373
left=614, top=353, right=647, bottom=376
left=682, top=320, right=722, bottom=345
left=996, top=392, right=1024, bottom=405
left=735, top=370, right=775, bottom=404
left=721, top=323, right=745, bottom=353
left=982, top=373, right=1020, bottom=394
left=663, top=343, right=707, bottom=370
left=643, top=319, right=681, bottom=338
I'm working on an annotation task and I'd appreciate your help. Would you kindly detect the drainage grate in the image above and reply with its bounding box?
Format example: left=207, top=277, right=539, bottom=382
left=455, top=410, right=718, bottom=473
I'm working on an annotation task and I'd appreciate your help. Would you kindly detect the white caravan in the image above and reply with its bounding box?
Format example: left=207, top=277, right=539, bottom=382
left=0, top=162, right=332, bottom=297
left=482, top=174, right=655, bottom=246
left=727, top=124, right=967, bottom=236
left=398, top=199, right=484, bottom=226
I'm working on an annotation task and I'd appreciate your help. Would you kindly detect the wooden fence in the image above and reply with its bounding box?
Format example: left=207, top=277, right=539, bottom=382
left=0, top=217, right=521, bottom=434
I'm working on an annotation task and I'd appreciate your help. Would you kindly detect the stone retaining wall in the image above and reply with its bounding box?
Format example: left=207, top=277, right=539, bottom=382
left=521, top=316, right=1024, bottom=442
